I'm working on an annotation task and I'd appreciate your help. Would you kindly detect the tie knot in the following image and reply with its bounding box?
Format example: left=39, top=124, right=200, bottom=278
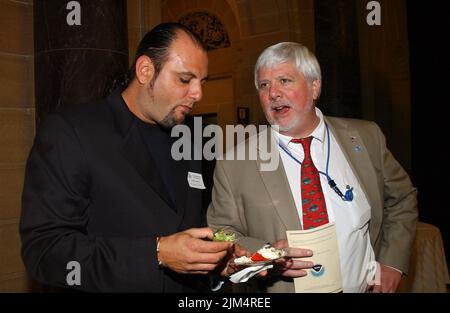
left=291, top=136, right=313, bottom=147
left=291, top=136, right=313, bottom=157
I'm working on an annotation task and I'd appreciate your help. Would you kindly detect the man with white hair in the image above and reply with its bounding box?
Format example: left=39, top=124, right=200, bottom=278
left=209, top=42, right=418, bottom=293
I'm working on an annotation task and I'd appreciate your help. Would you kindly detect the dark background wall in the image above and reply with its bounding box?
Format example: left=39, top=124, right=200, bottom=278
left=408, top=1, right=450, bottom=263
left=314, top=0, right=362, bottom=119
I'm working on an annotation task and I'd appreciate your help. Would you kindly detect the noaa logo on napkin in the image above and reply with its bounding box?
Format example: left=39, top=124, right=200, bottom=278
left=310, top=264, right=325, bottom=277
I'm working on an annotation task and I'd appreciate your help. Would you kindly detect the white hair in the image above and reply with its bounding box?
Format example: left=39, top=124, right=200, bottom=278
left=254, top=42, right=322, bottom=90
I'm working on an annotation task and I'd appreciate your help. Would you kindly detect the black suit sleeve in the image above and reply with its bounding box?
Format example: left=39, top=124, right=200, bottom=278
left=20, top=113, right=162, bottom=292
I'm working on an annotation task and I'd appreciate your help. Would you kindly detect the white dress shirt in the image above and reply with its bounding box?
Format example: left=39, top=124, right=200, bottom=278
left=274, top=108, right=376, bottom=292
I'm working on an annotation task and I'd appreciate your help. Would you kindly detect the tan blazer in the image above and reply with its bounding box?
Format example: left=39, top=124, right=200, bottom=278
left=207, top=116, right=418, bottom=293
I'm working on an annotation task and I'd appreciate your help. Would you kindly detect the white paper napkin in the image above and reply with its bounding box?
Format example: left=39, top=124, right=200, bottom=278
left=229, top=264, right=273, bottom=283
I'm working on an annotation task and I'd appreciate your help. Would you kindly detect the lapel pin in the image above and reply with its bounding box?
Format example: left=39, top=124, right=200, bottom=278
left=354, top=145, right=363, bottom=153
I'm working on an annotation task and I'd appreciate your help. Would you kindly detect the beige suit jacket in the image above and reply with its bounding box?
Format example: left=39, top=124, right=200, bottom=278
left=207, top=116, right=418, bottom=293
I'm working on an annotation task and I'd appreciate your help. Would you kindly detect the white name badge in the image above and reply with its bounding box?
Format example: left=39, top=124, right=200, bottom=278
left=187, top=172, right=206, bottom=189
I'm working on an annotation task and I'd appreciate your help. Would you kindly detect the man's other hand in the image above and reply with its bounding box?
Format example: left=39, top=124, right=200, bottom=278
left=272, top=239, right=314, bottom=278
left=370, top=263, right=402, bottom=293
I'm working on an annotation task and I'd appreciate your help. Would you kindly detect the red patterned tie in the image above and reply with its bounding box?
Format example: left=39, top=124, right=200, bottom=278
left=291, top=136, right=329, bottom=229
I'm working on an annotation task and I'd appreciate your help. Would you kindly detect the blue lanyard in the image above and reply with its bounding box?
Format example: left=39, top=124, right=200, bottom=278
left=277, top=122, right=353, bottom=202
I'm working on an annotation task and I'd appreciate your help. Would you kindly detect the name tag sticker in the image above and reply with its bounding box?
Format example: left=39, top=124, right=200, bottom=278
left=187, top=172, right=206, bottom=189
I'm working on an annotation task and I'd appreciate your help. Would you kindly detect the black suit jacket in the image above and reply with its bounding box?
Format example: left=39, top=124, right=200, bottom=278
left=20, top=89, right=207, bottom=292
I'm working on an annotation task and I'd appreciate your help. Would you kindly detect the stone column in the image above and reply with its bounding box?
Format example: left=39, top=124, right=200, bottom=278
left=34, top=0, right=128, bottom=126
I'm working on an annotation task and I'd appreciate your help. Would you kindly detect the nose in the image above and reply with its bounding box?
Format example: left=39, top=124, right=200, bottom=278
left=269, top=84, right=281, bottom=101
left=189, top=81, right=203, bottom=102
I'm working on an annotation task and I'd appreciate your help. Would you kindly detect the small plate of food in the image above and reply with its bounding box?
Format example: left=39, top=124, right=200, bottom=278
left=232, top=245, right=287, bottom=267
left=212, top=229, right=236, bottom=242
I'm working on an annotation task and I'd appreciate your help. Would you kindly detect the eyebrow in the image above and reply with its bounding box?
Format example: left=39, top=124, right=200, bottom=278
left=257, top=74, right=295, bottom=84
left=276, top=74, right=295, bottom=79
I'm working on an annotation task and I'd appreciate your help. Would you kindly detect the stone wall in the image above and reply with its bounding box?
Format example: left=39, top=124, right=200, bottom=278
left=0, top=0, right=35, bottom=292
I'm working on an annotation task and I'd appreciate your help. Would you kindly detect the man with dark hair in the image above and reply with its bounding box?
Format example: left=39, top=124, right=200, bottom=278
left=20, top=22, right=231, bottom=292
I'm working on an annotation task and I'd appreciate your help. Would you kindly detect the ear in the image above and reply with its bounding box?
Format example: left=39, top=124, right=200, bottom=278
left=311, top=80, right=321, bottom=100
left=134, top=55, right=155, bottom=85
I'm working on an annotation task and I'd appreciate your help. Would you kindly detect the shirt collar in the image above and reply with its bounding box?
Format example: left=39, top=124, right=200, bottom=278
left=274, top=107, right=326, bottom=148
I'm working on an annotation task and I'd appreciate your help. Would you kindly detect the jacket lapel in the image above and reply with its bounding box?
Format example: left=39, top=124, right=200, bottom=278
left=107, top=89, right=176, bottom=212
left=325, top=117, right=383, bottom=239
left=255, top=129, right=302, bottom=231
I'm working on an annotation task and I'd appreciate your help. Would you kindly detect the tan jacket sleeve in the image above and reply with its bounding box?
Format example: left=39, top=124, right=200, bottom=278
left=371, top=123, right=418, bottom=274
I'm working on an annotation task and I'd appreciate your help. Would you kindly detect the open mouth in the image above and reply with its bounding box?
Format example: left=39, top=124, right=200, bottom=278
left=271, top=105, right=291, bottom=114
